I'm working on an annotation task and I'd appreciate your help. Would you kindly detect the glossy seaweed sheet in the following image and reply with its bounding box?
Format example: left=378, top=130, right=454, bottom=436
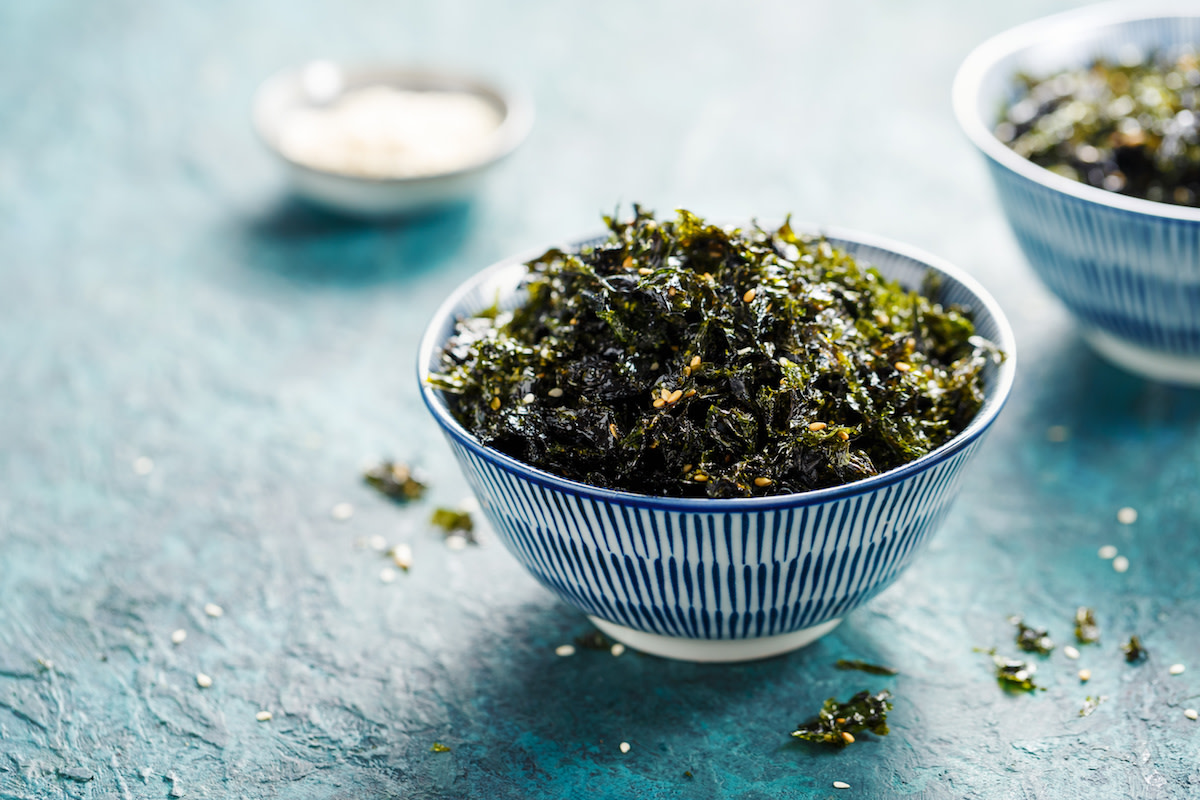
left=4, top=1, right=1200, bottom=799
left=433, top=208, right=1000, bottom=497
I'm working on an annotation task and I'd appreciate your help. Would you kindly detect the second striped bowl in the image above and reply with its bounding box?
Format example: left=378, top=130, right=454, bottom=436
left=417, top=228, right=1016, bottom=662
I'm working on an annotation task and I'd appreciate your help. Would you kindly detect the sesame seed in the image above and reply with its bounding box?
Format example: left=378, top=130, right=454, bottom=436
left=1078, top=669, right=1091, bottom=682
left=379, top=567, right=397, bottom=583
left=652, top=398, right=666, bottom=409
left=684, top=389, right=697, bottom=398
left=1112, top=555, right=1130, bottom=573
left=743, top=288, right=757, bottom=303
left=874, top=312, right=889, bottom=325
left=548, top=388, right=564, bottom=398
left=490, top=396, right=501, bottom=411
left=622, top=256, right=633, bottom=269
left=445, top=535, right=468, bottom=551
left=195, top=673, right=213, bottom=688
left=836, top=430, right=850, bottom=441
left=619, top=741, right=631, bottom=753
left=1117, top=507, right=1138, bottom=524
left=522, top=392, right=535, bottom=405
left=638, top=267, right=652, bottom=276
left=667, top=286, right=676, bottom=297
left=611, top=643, right=626, bottom=657
left=841, top=732, right=855, bottom=744
left=1170, top=663, right=1186, bottom=675
left=690, top=355, right=701, bottom=368
left=569, top=317, right=578, bottom=325
left=1098, top=545, right=1118, bottom=560
left=667, top=389, right=683, bottom=404
left=1045, top=425, right=1070, bottom=442
left=650, top=362, right=660, bottom=371
left=132, top=456, right=154, bottom=475
left=555, top=644, right=576, bottom=657
left=1063, top=645, right=1080, bottom=660
left=808, top=422, right=827, bottom=431
left=256, top=710, right=272, bottom=722
left=833, top=782, right=851, bottom=790
left=682, top=366, right=691, bottom=377
left=693, top=474, right=709, bottom=483
left=331, top=502, right=354, bottom=521
left=1186, top=708, right=1199, bottom=720
left=754, top=477, right=772, bottom=487
left=204, top=603, right=224, bottom=618
left=368, top=534, right=388, bottom=551
left=609, top=423, right=619, bottom=438
left=171, top=629, right=187, bottom=645
left=661, top=387, right=671, bottom=401
left=778, top=357, right=791, bottom=367
left=894, top=362, right=912, bottom=372
left=391, top=543, right=413, bottom=571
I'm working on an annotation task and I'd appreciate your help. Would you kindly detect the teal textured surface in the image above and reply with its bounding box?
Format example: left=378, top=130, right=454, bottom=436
left=2, top=1, right=1199, bottom=798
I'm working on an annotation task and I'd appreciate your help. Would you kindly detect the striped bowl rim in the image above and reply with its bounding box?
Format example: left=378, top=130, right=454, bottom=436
left=953, top=0, right=1200, bottom=223
left=417, top=224, right=1017, bottom=511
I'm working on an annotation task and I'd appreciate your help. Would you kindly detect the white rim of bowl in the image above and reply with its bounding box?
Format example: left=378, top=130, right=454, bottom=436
left=952, top=0, right=1200, bottom=223
left=252, top=61, right=535, bottom=185
left=417, top=224, right=1018, bottom=511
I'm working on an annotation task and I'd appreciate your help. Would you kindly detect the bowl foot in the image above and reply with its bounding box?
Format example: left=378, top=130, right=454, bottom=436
left=1083, top=328, right=1200, bottom=386
left=587, top=616, right=842, bottom=663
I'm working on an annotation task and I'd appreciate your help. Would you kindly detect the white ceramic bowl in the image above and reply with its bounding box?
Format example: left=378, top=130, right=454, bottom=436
left=954, top=1, right=1200, bottom=384
left=253, top=61, right=533, bottom=217
left=418, top=226, right=1016, bottom=662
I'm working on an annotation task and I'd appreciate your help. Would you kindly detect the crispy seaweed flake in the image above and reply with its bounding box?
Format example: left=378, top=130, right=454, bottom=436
left=835, top=659, right=899, bottom=676
left=1079, top=695, right=1106, bottom=717
left=990, top=652, right=1042, bottom=692
left=790, top=690, right=892, bottom=747
left=364, top=461, right=427, bottom=502
left=431, top=508, right=475, bottom=541
left=1122, top=635, right=1148, bottom=664
left=1010, top=616, right=1055, bottom=655
left=431, top=207, right=1002, bottom=498
left=574, top=629, right=615, bottom=650
left=1074, top=607, right=1100, bottom=645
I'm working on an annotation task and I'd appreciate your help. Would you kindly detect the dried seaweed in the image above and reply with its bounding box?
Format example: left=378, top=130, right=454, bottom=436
left=431, top=208, right=1000, bottom=498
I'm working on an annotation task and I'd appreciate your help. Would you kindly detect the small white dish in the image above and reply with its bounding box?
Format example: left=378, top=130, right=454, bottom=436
left=253, top=60, right=533, bottom=217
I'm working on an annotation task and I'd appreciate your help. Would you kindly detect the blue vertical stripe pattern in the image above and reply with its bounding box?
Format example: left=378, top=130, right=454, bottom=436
left=419, top=227, right=1016, bottom=643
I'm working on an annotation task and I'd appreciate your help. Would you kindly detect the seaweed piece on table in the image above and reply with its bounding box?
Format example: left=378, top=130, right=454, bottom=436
left=990, top=653, right=1041, bottom=692
left=430, top=507, right=476, bottom=544
left=1010, top=616, right=1055, bottom=655
left=790, top=690, right=892, bottom=747
left=364, top=460, right=427, bottom=502
left=430, top=207, right=1003, bottom=498
left=1074, top=607, right=1100, bottom=644
left=834, top=659, right=899, bottom=676
left=1122, top=635, right=1147, bottom=664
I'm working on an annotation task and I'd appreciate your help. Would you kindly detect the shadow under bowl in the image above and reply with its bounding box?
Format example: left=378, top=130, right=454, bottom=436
left=417, top=227, right=1016, bottom=662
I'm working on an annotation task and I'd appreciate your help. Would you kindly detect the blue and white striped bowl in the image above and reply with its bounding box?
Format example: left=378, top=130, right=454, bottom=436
left=954, top=1, right=1200, bottom=384
left=418, top=227, right=1016, bottom=662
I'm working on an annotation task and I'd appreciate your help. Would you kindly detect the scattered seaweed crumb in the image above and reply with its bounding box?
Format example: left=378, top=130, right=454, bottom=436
left=791, top=690, right=892, bottom=747
left=1011, top=617, right=1055, bottom=655
left=1080, top=696, right=1105, bottom=717
left=1074, top=607, right=1100, bottom=644
left=835, top=659, right=899, bottom=676
left=431, top=742, right=451, bottom=753
left=364, top=460, right=428, bottom=502
left=1122, top=635, right=1148, bottom=664
left=990, top=652, right=1041, bottom=692
left=431, top=507, right=477, bottom=543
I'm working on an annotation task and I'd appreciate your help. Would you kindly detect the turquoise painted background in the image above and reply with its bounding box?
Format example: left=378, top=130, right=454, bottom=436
left=2, top=1, right=1199, bottom=797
